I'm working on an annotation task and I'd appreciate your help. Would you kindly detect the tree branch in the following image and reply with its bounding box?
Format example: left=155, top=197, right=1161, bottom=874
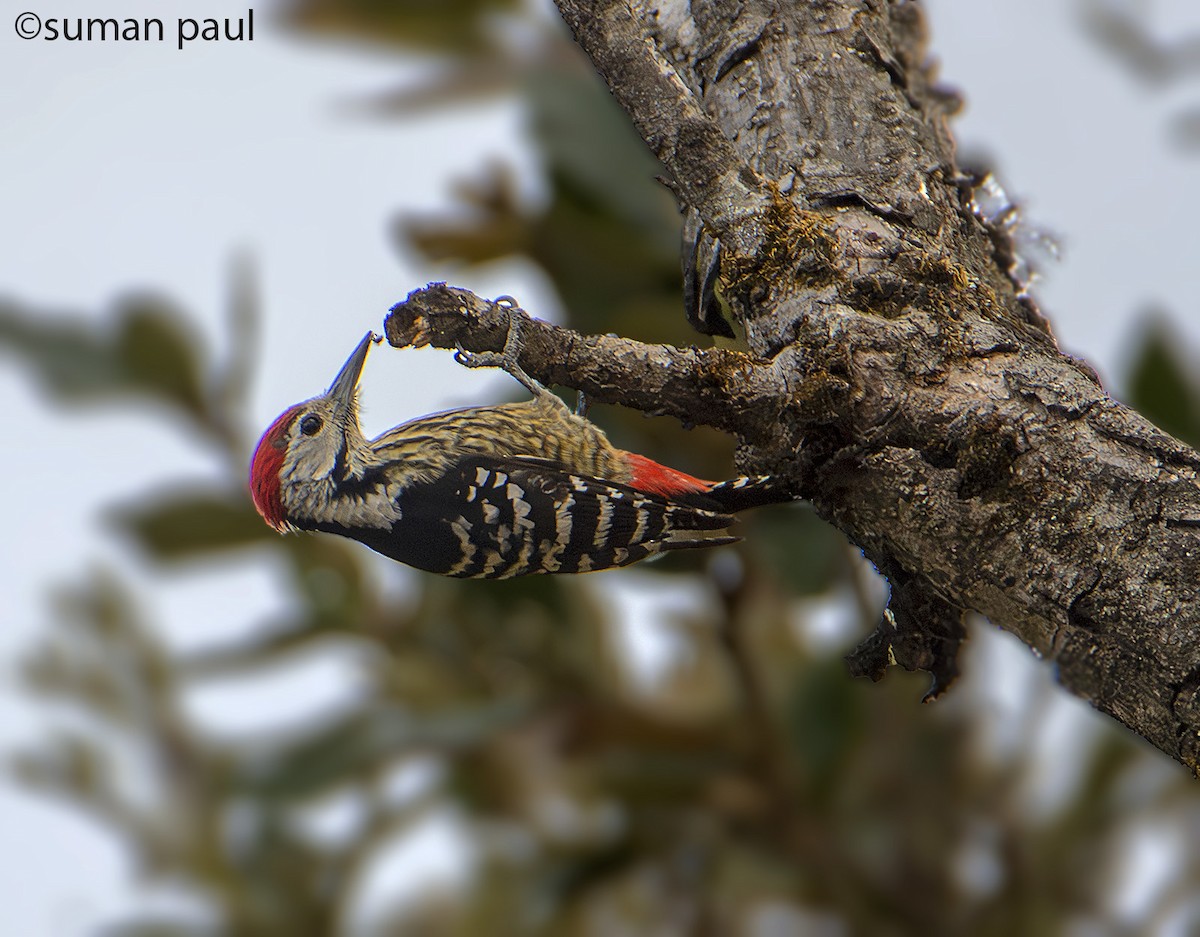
left=386, top=283, right=792, bottom=446
left=391, top=1, right=1200, bottom=773
left=555, top=0, right=778, bottom=257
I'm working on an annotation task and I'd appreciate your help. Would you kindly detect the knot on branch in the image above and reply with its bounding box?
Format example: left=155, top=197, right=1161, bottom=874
left=845, top=573, right=967, bottom=701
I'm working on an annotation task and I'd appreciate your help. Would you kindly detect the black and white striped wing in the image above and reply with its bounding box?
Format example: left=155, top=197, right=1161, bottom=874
left=375, top=456, right=738, bottom=579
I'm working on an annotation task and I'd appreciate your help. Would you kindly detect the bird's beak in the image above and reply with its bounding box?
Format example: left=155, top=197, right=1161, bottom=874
left=327, top=332, right=378, bottom=419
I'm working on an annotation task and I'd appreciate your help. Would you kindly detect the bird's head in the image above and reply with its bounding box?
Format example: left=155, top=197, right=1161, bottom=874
left=250, top=332, right=376, bottom=532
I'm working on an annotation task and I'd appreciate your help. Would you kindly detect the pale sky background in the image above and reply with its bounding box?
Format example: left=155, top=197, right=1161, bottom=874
left=4, top=0, right=1200, bottom=933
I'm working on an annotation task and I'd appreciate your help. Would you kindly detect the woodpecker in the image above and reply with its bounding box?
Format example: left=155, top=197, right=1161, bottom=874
left=249, top=304, right=787, bottom=578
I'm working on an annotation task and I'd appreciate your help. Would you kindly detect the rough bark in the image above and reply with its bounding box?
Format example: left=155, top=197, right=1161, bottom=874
left=386, top=1, right=1200, bottom=772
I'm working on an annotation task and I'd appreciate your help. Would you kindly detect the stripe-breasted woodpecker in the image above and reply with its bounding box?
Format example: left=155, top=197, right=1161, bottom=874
left=249, top=305, right=787, bottom=578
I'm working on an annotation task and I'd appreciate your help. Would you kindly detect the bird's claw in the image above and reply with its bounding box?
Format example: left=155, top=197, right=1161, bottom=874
left=453, top=343, right=478, bottom=369
left=454, top=295, right=544, bottom=398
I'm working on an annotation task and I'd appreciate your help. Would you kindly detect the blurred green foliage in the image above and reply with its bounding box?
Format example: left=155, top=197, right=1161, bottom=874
left=1124, top=312, right=1200, bottom=448
left=9, top=2, right=1200, bottom=936
left=0, top=295, right=210, bottom=430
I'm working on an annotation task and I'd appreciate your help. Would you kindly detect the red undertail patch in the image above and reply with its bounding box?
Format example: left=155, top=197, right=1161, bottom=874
left=625, top=452, right=714, bottom=499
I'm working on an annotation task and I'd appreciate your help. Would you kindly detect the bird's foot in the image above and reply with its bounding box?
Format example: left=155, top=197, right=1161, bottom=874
left=454, top=295, right=545, bottom=397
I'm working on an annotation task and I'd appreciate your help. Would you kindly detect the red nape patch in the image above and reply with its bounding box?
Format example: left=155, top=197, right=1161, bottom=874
left=249, top=406, right=299, bottom=532
left=626, top=452, right=714, bottom=499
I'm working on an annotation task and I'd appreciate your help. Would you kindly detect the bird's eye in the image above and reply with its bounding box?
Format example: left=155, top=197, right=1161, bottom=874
left=299, top=414, right=323, bottom=436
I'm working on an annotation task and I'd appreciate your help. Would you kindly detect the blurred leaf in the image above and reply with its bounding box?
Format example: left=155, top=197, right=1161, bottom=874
left=1080, top=1, right=1200, bottom=86
left=527, top=67, right=675, bottom=245
left=99, top=920, right=213, bottom=937
left=402, top=163, right=531, bottom=265
left=1124, top=316, right=1200, bottom=448
left=281, top=0, right=522, bottom=54
left=786, top=660, right=863, bottom=791
left=745, top=506, right=847, bottom=595
left=111, top=490, right=378, bottom=637
left=111, top=489, right=273, bottom=561
left=0, top=295, right=212, bottom=431
left=0, top=301, right=122, bottom=396
left=10, top=731, right=107, bottom=798
left=23, top=568, right=174, bottom=712
left=115, top=298, right=209, bottom=420
left=232, top=700, right=528, bottom=799
left=285, top=534, right=374, bottom=628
